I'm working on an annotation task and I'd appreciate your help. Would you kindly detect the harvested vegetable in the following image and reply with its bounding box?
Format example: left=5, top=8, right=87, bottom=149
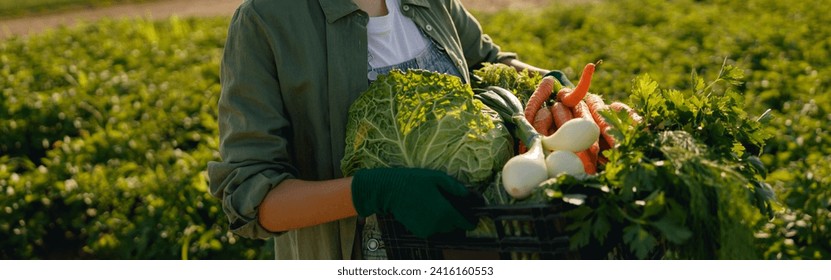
left=533, top=106, right=554, bottom=136
left=341, top=70, right=514, bottom=189
left=472, top=63, right=543, bottom=105
left=524, top=76, right=560, bottom=125
left=557, top=61, right=600, bottom=108
left=538, top=69, right=774, bottom=260
left=475, top=86, right=551, bottom=199
left=585, top=93, right=616, bottom=149
left=545, top=150, right=585, bottom=178
left=501, top=137, right=549, bottom=199
left=609, top=101, right=643, bottom=124
left=574, top=150, right=597, bottom=174
left=541, top=118, right=600, bottom=153
left=571, top=100, right=601, bottom=173
left=550, top=102, right=574, bottom=130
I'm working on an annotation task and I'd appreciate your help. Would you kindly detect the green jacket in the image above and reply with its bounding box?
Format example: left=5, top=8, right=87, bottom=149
left=207, top=0, right=517, bottom=260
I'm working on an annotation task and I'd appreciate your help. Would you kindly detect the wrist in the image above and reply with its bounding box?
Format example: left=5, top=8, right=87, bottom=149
left=499, top=58, right=548, bottom=75
left=351, top=168, right=398, bottom=217
left=544, top=70, right=575, bottom=88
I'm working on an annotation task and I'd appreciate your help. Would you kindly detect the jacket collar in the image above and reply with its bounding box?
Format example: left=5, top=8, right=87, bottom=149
left=319, top=0, right=360, bottom=23
left=401, top=0, right=431, bottom=8
left=319, top=0, right=431, bottom=23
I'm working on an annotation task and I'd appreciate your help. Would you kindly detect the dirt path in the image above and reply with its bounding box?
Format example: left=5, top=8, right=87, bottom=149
left=0, top=0, right=569, bottom=40
left=0, top=0, right=240, bottom=39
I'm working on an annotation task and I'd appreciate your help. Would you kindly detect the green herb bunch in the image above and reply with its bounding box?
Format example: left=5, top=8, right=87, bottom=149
left=472, top=63, right=542, bottom=106
left=541, top=64, right=776, bottom=259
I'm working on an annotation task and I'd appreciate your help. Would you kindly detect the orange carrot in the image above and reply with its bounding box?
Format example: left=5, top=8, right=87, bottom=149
left=587, top=140, right=601, bottom=170
left=550, top=102, right=574, bottom=130
left=558, top=60, right=601, bottom=108
left=570, top=100, right=593, bottom=121
left=555, top=87, right=572, bottom=106
left=517, top=77, right=556, bottom=155
left=571, top=100, right=600, bottom=173
left=576, top=150, right=597, bottom=175
left=609, top=101, right=644, bottom=124
left=533, top=105, right=554, bottom=136
left=585, top=93, right=616, bottom=149
left=524, top=76, right=557, bottom=125
left=588, top=140, right=600, bottom=161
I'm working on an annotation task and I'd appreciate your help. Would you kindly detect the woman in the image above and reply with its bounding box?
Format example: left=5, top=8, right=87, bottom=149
left=208, top=0, right=570, bottom=260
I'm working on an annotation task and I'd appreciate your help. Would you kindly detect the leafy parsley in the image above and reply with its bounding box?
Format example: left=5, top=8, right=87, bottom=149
left=539, top=64, right=775, bottom=259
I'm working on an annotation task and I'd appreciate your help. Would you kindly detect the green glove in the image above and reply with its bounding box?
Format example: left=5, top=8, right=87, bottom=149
left=351, top=168, right=482, bottom=238
left=544, top=70, right=575, bottom=88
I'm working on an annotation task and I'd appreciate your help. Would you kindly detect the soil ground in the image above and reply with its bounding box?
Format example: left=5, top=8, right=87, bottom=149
left=0, top=0, right=577, bottom=39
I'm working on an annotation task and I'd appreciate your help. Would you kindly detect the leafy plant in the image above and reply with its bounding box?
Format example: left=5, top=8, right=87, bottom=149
left=472, top=63, right=542, bottom=105
left=0, top=17, right=272, bottom=259
left=535, top=67, right=774, bottom=259
left=758, top=156, right=831, bottom=259
left=341, top=70, right=513, bottom=190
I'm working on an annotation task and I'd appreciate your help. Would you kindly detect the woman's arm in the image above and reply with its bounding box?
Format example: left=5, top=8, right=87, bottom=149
left=445, top=1, right=553, bottom=76
left=209, top=5, right=301, bottom=240
left=500, top=57, right=574, bottom=87
left=258, top=178, right=357, bottom=232
left=258, top=168, right=479, bottom=238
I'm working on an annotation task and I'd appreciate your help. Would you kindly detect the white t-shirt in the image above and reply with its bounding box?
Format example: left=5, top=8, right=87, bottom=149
left=366, top=0, right=430, bottom=68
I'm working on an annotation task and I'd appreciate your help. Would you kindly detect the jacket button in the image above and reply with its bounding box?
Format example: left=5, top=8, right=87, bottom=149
left=366, top=238, right=380, bottom=251
left=402, top=5, right=410, bottom=11
left=425, top=24, right=433, bottom=31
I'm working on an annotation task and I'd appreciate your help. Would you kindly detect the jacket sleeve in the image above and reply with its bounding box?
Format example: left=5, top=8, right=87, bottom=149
left=447, top=0, right=518, bottom=69
left=207, top=5, right=297, bottom=240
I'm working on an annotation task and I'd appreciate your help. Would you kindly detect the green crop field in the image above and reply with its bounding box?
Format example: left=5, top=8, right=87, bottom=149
left=1, top=0, right=829, bottom=259
left=0, top=0, right=155, bottom=18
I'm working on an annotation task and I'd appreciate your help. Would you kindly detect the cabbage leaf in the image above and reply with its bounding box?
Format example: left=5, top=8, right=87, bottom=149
left=341, top=70, right=513, bottom=189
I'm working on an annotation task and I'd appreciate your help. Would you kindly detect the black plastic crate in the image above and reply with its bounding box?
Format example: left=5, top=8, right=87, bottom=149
left=378, top=203, right=580, bottom=260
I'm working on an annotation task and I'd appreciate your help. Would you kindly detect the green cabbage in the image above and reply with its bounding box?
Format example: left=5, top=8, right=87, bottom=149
left=341, top=70, right=513, bottom=189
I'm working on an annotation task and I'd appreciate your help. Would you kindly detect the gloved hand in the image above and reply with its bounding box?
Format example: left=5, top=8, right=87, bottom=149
left=351, top=168, right=483, bottom=238
left=544, top=70, right=575, bottom=88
